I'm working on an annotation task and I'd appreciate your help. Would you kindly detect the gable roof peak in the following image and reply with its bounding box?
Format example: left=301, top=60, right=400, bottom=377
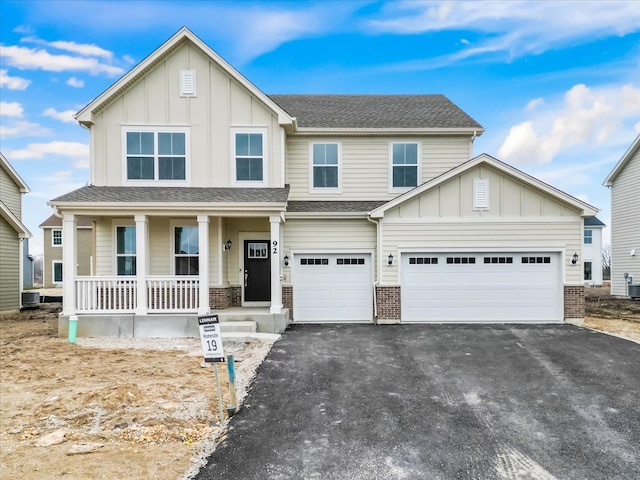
left=603, top=133, right=640, bottom=186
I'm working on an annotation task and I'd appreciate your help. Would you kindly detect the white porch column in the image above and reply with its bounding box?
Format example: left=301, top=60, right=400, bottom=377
left=198, top=215, right=210, bottom=315
left=62, top=214, right=77, bottom=315
left=269, top=215, right=283, bottom=314
left=134, top=215, right=148, bottom=315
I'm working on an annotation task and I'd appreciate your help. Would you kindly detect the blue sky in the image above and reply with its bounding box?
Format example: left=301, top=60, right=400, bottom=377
left=1, top=0, right=639, bottom=256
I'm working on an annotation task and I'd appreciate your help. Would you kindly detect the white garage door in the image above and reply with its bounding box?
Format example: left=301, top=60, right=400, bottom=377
left=401, top=252, right=562, bottom=322
left=293, top=254, right=373, bottom=322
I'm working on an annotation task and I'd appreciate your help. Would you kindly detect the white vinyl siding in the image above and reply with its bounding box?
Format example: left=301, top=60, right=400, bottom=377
left=0, top=168, right=21, bottom=217
left=610, top=147, right=640, bottom=296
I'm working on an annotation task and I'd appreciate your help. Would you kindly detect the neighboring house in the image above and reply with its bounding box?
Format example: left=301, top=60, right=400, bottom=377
left=604, top=134, right=640, bottom=297
left=582, top=217, right=605, bottom=287
left=0, top=153, right=32, bottom=313
left=23, top=238, right=35, bottom=287
left=39, top=214, right=94, bottom=288
left=48, top=28, right=598, bottom=337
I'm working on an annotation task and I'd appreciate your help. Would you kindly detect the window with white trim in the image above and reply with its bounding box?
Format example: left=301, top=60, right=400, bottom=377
left=124, top=129, right=187, bottom=181
left=391, top=142, right=419, bottom=188
left=584, top=261, right=593, bottom=281
left=53, top=261, right=63, bottom=283
left=116, top=226, right=136, bottom=275
left=312, top=143, right=339, bottom=189
left=174, top=226, right=199, bottom=275
left=474, top=179, right=489, bottom=209
left=235, top=132, right=263, bottom=181
left=584, top=229, right=593, bottom=245
left=52, top=229, right=62, bottom=246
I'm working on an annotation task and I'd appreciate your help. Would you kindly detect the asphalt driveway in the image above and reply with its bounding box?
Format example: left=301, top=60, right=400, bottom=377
left=196, top=325, right=640, bottom=479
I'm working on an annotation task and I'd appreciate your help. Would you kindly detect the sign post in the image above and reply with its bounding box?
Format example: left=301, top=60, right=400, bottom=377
left=198, top=315, right=225, bottom=424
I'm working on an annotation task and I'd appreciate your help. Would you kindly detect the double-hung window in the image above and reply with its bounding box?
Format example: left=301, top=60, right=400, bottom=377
left=116, top=226, right=136, bottom=275
left=584, top=229, right=593, bottom=245
left=391, top=142, right=419, bottom=189
left=52, top=229, right=62, bottom=246
left=235, top=133, right=264, bottom=182
left=125, top=129, right=187, bottom=182
left=174, top=226, right=199, bottom=275
left=312, top=143, right=339, bottom=189
left=53, top=261, right=63, bottom=283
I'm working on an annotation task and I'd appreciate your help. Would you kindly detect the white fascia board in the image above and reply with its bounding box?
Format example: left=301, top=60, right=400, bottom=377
left=0, top=203, right=32, bottom=237
left=284, top=212, right=369, bottom=219
left=290, top=127, right=485, bottom=137
left=48, top=202, right=287, bottom=215
left=370, top=153, right=599, bottom=218
left=603, top=133, right=640, bottom=186
left=75, top=28, right=293, bottom=127
left=0, top=153, right=30, bottom=192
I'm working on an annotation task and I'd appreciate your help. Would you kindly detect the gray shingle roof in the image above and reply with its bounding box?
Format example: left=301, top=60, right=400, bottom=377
left=39, top=213, right=93, bottom=228
left=584, top=216, right=606, bottom=227
left=286, top=201, right=387, bottom=213
left=269, top=94, right=483, bottom=130
left=50, top=186, right=290, bottom=204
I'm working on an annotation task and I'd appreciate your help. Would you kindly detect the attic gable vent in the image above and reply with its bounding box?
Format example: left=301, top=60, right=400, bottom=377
left=474, top=178, right=489, bottom=209
left=180, top=70, right=196, bottom=96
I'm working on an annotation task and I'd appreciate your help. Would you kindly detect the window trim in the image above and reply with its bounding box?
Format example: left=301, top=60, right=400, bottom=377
left=52, top=229, right=63, bottom=247
left=170, top=220, right=199, bottom=276
left=584, top=229, right=593, bottom=245
left=231, top=127, right=267, bottom=186
left=309, top=141, right=342, bottom=194
left=52, top=260, right=63, bottom=284
left=114, top=224, right=137, bottom=276
left=584, top=260, right=593, bottom=281
left=121, top=126, right=190, bottom=185
left=388, top=141, right=421, bottom=193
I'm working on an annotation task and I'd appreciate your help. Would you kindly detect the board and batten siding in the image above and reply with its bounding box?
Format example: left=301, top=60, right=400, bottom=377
left=0, top=217, right=20, bottom=312
left=0, top=167, right=21, bottom=219
left=282, top=219, right=376, bottom=286
left=91, top=42, right=284, bottom=188
left=286, top=136, right=472, bottom=201
left=610, top=147, right=640, bottom=296
left=379, top=165, right=583, bottom=285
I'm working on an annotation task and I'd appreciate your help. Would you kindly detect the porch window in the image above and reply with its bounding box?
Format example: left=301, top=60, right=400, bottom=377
left=391, top=142, right=419, bottom=188
left=53, top=261, right=63, bottom=283
left=235, top=133, right=263, bottom=181
left=52, top=229, right=62, bottom=246
left=174, top=226, right=199, bottom=275
left=125, top=129, right=187, bottom=181
left=116, top=226, right=136, bottom=275
left=312, top=143, right=339, bottom=188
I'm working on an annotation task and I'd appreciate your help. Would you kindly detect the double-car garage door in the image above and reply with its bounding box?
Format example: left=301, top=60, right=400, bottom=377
left=401, top=252, right=562, bottom=322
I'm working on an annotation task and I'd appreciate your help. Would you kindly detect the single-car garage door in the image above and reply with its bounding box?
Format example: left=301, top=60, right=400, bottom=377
left=293, top=254, right=373, bottom=322
left=401, top=252, right=562, bottom=322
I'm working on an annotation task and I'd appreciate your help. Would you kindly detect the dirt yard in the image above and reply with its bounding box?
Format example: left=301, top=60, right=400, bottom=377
left=0, top=304, right=271, bottom=480
left=1, top=288, right=639, bottom=480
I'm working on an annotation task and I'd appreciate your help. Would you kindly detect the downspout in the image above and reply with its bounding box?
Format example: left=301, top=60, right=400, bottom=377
left=366, top=214, right=380, bottom=322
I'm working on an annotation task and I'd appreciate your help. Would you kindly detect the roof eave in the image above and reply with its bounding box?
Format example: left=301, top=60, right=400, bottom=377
left=48, top=201, right=288, bottom=212
left=290, top=127, right=485, bottom=136
left=0, top=203, right=32, bottom=237
left=603, top=133, right=640, bottom=186
left=285, top=211, right=370, bottom=219
left=0, top=153, right=31, bottom=192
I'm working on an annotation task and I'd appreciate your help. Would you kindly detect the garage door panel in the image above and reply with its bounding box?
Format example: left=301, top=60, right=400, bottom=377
left=402, top=252, right=562, bottom=323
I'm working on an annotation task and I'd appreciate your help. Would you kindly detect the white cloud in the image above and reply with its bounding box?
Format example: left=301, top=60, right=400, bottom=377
left=0, top=69, right=31, bottom=90
left=5, top=141, right=89, bottom=160
left=498, top=83, right=640, bottom=164
left=526, top=98, right=544, bottom=111
left=0, top=45, right=124, bottom=76
left=74, top=159, right=90, bottom=169
left=13, top=25, right=33, bottom=34
left=368, top=1, right=640, bottom=62
left=42, top=107, right=76, bottom=123
left=0, top=101, right=24, bottom=117
left=123, top=55, right=136, bottom=65
left=21, top=36, right=113, bottom=59
left=0, top=121, right=52, bottom=138
left=66, top=76, right=84, bottom=88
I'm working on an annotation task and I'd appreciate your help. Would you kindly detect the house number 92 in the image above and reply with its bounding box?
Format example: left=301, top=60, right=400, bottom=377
left=272, top=240, right=278, bottom=254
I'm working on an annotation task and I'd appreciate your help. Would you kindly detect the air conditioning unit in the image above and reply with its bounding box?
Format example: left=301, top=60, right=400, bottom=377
left=21, top=291, right=40, bottom=309
left=629, top=284, right=640, bottom=299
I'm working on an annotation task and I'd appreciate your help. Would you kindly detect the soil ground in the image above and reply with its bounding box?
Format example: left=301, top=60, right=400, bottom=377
left=1, top=287, right=639, bottom=480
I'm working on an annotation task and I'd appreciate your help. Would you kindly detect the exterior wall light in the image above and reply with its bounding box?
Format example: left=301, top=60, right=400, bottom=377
left=284, top=255, right=289, bottom=267
left=571, top=252, right=579, bottom=265
left=223, top=239, right=232, bottom=251
left=388, top=253, right=394, bottom=266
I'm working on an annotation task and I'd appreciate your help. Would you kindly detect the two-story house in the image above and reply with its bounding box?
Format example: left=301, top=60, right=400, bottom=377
left=1, top=153, right=32, bottom=313
left=49, top=28, right=598, bottom=337
left=604, top=134, right=640, bottom=297
left=583, top=216, right=605, bottom=287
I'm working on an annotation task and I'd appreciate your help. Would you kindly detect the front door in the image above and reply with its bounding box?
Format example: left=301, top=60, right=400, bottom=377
left=244, top=240, right=271, bottom=302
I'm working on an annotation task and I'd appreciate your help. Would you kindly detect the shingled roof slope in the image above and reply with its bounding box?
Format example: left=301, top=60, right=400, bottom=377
left=39, top=214, right=93, bottom=228
left=286, top=201, right=387, bottom=213
left=269, top=94, right=483, bottom=130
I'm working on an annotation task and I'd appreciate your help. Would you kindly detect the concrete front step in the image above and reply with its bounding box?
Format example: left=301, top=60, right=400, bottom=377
left=221, top=332, right=281, bottom=343
left=219, top=321, right=257, bottom=334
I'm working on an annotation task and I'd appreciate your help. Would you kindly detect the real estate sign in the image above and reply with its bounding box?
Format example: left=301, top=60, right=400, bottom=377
left=198, top=315, right=225, bottom=363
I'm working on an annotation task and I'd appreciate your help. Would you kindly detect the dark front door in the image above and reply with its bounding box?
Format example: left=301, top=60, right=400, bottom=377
left=244, top=240, right=271, bottom=302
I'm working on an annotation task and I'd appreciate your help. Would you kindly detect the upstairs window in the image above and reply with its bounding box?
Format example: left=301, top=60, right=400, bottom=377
left=391, top=142, right=418, bottom=188
left=235, top=133, right=263, bottom=181
left=584, top=229, right=593, bottom=245
left=116, top=226, right=136, bottom=275
left=312, top=143, right=339, bottom=189
left=125, top=129, right=187, bottom=181
left=174, top=226, right=199, bottom=275
left=52, top=229, right=62, bottom=246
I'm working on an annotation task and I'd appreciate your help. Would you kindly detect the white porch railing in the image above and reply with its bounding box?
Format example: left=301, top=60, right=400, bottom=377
left=75, top=276, right=199, bottom=314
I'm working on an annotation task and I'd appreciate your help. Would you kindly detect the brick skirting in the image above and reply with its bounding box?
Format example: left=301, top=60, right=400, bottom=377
left=209, top=286, right=242, bottom=309
left=564, top=285, right=585, bottom=319
left=376, top=286, right=401, bottom=321
left=282, top=286, right=293, bottom=312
